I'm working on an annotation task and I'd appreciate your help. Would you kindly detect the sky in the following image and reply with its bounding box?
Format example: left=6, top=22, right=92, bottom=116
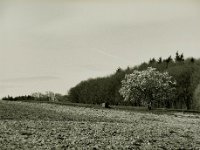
left=0, top=0, right=200, bottom=97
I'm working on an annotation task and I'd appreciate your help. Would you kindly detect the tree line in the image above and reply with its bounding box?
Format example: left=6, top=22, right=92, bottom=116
left=2, top=92, right=68, bottom=102
left=68, top=52, right=200, bottom=110
left=2, top=52, right=200, bottom=110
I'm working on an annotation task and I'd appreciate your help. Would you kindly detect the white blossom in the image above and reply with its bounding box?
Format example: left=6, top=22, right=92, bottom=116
left=119, top=67, right=176, bottom=107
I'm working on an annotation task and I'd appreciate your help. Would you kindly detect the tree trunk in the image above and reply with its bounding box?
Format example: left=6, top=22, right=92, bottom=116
left=148, top=101, right=152, bottom=110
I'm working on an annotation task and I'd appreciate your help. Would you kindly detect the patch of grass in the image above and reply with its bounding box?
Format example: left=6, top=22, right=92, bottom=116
left=0, top=101, right=124, bottom=123
left=0, top=101, right=72, bottom=121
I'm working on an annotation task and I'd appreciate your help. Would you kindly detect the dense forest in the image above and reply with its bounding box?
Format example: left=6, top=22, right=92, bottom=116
left=68, top=52, right=200, bottom=110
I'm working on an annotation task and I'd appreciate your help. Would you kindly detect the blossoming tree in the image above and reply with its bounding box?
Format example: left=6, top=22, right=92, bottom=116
left=119, top=67, right=176, bottom=110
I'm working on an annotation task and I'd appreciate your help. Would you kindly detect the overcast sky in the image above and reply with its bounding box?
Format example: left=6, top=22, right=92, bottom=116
left=0, top=0, right=200, bottom=97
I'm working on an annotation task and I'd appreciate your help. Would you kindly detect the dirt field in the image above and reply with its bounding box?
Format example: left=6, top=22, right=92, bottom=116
left=0, top=100, right=200, bottom=149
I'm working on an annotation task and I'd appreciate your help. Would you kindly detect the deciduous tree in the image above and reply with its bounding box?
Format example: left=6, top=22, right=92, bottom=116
left=119, top=67, right=176, bottom=110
